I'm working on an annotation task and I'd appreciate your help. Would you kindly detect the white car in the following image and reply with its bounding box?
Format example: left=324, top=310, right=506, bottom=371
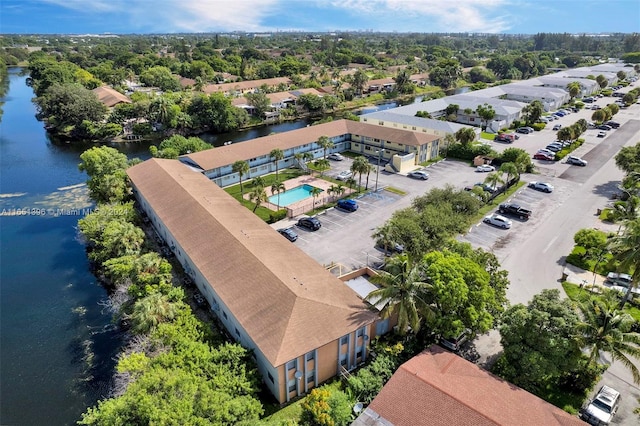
left=581, top=385, right=620, bottom=425
left=483, top=214, right=512, bottom=229
left=328, top=153, right=344, bottom=161
left=335, top=170, right=353, bottom=181
left=528, top=181, right=554, bottom=193
left=407, top=170, right=429, bottom=180
left=476, top=164, right=495, bottom=172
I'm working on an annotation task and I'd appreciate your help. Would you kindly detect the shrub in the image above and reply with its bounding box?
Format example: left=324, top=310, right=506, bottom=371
left=532, top=123, right=546, bottom=131
left=565, top=246, right=589, bottom=270
left=268, top=209, right=288, bottom=223
left=555, top=139, right=584, bottom=160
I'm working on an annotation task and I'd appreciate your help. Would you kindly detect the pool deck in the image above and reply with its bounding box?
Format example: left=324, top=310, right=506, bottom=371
left=246, top=175, right=354, bottom=215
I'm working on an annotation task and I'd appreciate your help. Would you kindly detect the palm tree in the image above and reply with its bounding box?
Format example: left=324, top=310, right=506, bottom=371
left=364, top=254, right=433, bottom=335
left=364, top=163, right=373, bottom=190
left=484, top=172, right=505, bottom=191
left=334, top=183, right=345, bottom=198
left=252, top=175, right=265, bottom=188
left=345, top=177, right=356, bottom=192
left=351, top=156, right=369, bottom=191
left=609, top=217, right=640, bottom=306
left=249, top=185, right=268, bottom=212
left=317, top=136, right=334, bottom=160
left=310, top=186, right=323, bottom=207
left=612, top=195, right=640, bottom=234
left=455, top=127, right=476, bottom=146
left=128, top=292, right=177, bottom=334
left=315, top=158, right=330, bottom=177
left=576, top=297, right=640, bottom=383
left=232, top=160, right=250, bottom=196
left=271, top=181, right=285, bottom=209
left=269, top=148, right=284, bottom=181
left=328, top=184, right=339, bottom=200
left=567, top=81, right=581, bottom=101
left=499, top=162, right=520, bottom=185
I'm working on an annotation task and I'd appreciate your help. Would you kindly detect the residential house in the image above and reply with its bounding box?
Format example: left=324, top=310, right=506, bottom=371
left=92, top=86, right=132, bottom=108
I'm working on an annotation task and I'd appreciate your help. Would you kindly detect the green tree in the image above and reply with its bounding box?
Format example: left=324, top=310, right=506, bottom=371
left=394, top=69, right=415, bottom=94
left=596, top=74, right=608, bottom=89
left=495, top=289, right=582, bottom=392
left=567, top=81, right=582, bottom=100
left=351, top=156, right=369, bottom=190
left=429, top=59, right=462, bottom=89
left=139, top=66, right=180, bottom=91
left=499, top=162, right=520, bottom=184
left=351, top=69, right=369, bottom=96
left=79, top=146, right=131, bottom=204
left=365, top=254, right=433, bottom=335
left=317, top=135, right=334, bottom=160
left=577, top=297, right=640, bottom=384
left=454, top=127, right=476, bottom=146
left=232, top=160, right=250, bottom=196
left=151, top=135, right=212, bottom=159
left=521, top=100, right=544, bottom=126
left=475, top=103, right=495, bottom=130
left=248, top=185, right=268, bottom=212
left=609, top=217, right=640, bottom=306
left=128, top=292, right=178, bottom=334
left=615, top=143, right=640, bottom=175
left=36, top=83, right=107, bottom=129
left=484, top=171, right=505, bottom=191
left=269, top=148, right=284, bottom=181
left=244, top=91, right=271, bottom=118
left=270, top=181, right=285, bottom=209
left=89, top=220, right=145, bottom=265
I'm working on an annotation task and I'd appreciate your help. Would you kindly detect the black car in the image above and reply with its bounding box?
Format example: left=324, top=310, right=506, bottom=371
left=297, top=217, right=321, bottom=231
left=597, top=124, right=612, bottom=131
left=277, top=227, right=298, bottom=242
left=516, top=127, right=534, bottom=134
left=336, top=199, right=358, bottom=212
left=604, top=121, right=620, bottom=129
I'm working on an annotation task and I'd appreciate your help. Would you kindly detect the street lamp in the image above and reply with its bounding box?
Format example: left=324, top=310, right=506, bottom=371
left=375, top=149, right=385, bottom=192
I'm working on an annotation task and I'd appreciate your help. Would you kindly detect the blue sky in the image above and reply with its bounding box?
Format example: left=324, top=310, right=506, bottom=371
left=1, top=0, right=639, bottom=35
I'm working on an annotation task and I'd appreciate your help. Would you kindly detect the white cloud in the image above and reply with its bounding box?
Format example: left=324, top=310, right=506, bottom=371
left=329, top=0, right=513, bottom=33
left=39, top=0, right=117, bottom=12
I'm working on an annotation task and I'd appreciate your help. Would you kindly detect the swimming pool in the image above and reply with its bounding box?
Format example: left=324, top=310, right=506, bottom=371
left=269, top=184, right=323, bottom=207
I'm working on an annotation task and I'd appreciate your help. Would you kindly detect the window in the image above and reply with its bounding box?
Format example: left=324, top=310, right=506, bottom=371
left=268, top=372, right=274, bottom=383
left=307, top=373, right=314, bottom=384
left=340, top=336, right=348, bottom=346
left=235, top=328, right=240, bottom=337
left=288, top=381, right=296, bottom=392
left=222, top=311, right=227, bottom=319
left=305, top=351, right=315, bottom=362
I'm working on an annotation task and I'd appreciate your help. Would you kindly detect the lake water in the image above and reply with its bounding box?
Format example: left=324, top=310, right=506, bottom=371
left=0, top=69, right=329, bottom=425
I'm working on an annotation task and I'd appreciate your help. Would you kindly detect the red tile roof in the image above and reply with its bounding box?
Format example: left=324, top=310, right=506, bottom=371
left=359, top=346, right=586, bottom=426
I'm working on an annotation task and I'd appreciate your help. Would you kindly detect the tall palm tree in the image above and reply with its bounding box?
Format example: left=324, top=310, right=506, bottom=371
left=269, top=148, right=284, bottom=181
left=345, top=177, right=356, bottom=192
left=499, top=162, right=520, bottom=185
left=315, top=158, right=330, bottom=177
left=249, top=185, right=268, bottom=212
left=317, top=136, right=334, bottom=160
left=351, top=156, right=369, bottom=191
left=232, top=160, right=250, bottom=196
left=577, top=297, right=640, bottom=384
left=364, top=163, right=373, bottom=190
left=310, top=186, right=323, bottom=207
left=484, top=172, right=505, bottom=191
left=609, top=217, right=640, bottom=306
left=271, top=181, right=285, bottom=209
left=328, top=184, right=339, bottom=200
left=364, top=254, right=433, bottom=335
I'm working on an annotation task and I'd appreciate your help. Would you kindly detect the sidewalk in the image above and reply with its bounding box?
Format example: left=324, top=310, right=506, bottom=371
left=562, top=263, right=607, bottom=288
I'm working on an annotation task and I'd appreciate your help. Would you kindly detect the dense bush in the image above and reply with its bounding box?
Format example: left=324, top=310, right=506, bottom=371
left=268, top=209, right=287, bottom=223
left=555, top=139, right=585, bottom=161
left=531, top=122, right=546, bottom=131
left=447, top=142, right=496, bottom=161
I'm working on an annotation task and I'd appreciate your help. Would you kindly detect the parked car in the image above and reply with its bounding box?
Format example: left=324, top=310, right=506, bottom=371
left=566, top=155, right=588, bottom=166
left=335, top=170, right=353, bottom=181
left=407, top=170, right=429, bottom=180
left=498, top=203, right=532, bottom=220
left=597, top=131, right=607, bottom=138
left=277, top=227, right=298, bottom=242
left=533, top=152, right=555, bottom=161
left=476, top=164, right=495, bottom=172
left=604, top=121, right=620, bottom=129
left=483, top=214, right=512, bottom=229
left=545, top=144, right=562, bottom=152
left=336, top=199, right=358, bottom=212
left=528, top=181, right=554, bottom=193
left=516, top=126, right=534, bottom=134
left=439, top=330, right=471, bottom=352
left=581, top=385, right=620, bottom=425
left=597, top=124, right=612, bottom=131
left=583, top=97, right=595, bottom=103
left=327, top=152, right=344, bottom=161
left=465, top=183, right=496, bottom=194
left=605, top=272, right=632, bottom=288
left=553, top=124, right=562, bottom=131
left=297, top=216, right=321, bottom=231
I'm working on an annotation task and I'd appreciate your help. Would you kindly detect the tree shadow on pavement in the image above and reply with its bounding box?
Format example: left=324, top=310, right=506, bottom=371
left=591, top=180, right=621, bottom=198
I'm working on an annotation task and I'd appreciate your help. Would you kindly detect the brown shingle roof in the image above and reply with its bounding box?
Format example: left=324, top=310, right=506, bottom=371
left=361, top=346, right=586, bottom=426
left=127, top=159, right=376, bottom=367
left=182, top=120, right=439, bottom=172
left=92, top=86, right=131, bottom=107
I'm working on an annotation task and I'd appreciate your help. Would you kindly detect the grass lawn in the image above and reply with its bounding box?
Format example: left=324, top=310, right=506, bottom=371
left=538, top=385, right=586, bottom=415
left=481, top=131, right=495, bottom=140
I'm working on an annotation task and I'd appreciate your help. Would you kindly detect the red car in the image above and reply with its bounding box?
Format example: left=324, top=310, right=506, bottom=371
left=533, top=152, right=555, bottom=161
